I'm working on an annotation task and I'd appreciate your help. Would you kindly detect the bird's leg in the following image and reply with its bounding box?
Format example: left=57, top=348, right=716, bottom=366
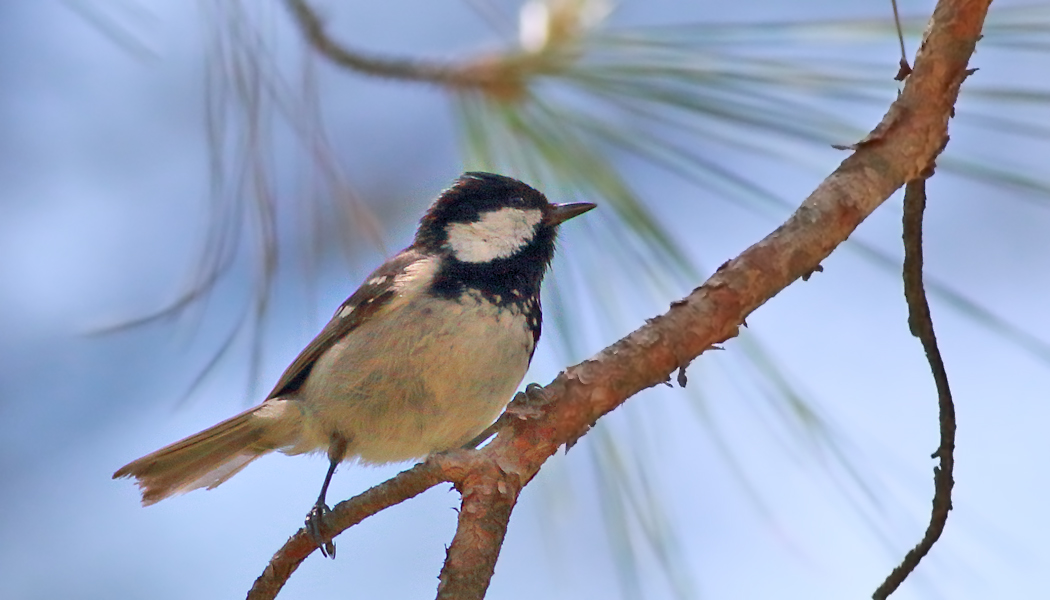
left=462, top=383, right=551, bottom=449
left=520, top=382, right=552, bottom=405
left=306, top=435, right=347, bottom=559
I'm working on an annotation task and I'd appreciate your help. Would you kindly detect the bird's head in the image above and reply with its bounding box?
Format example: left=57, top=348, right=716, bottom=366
left=415, top=172, right=594, bottom=268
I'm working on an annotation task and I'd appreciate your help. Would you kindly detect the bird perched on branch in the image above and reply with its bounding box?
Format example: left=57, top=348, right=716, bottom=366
left=114, top=172, right=595, bottom=557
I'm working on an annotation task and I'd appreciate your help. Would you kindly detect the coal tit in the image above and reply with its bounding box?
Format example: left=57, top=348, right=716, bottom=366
left=114, top=172, right=594, bottom=556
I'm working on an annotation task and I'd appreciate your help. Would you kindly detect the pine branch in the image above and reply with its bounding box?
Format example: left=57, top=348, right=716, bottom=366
left=249, top=0, right=988, bottom=597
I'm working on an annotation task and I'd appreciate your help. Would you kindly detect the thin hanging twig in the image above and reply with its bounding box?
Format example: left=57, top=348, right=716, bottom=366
left=872, top=177, right=957, bottom=599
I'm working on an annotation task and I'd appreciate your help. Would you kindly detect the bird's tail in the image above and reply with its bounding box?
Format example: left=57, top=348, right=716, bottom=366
left=113, top=401, right=300, bottom=506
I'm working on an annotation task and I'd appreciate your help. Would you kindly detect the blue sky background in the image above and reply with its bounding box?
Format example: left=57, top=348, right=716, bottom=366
left=1, top=1, right=1049, bottom=599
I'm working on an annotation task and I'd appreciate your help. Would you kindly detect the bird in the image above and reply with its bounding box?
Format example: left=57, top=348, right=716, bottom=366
left=113, top=171, right=595, bottom=557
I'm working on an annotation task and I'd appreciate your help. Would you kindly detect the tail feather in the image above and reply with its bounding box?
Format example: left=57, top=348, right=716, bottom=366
left=114, top=401, right=298, bottom=506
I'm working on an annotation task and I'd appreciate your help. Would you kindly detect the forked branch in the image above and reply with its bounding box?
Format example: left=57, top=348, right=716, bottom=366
left=250, top=0, right=989, bottom=598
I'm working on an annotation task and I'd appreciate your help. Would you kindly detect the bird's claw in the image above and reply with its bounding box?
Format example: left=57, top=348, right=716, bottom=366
left=306, top=502, right=336, bottom=558
left=462, top=384, right=551, bottom=449
left=507, top=383, right=550, bottom=415
left=521, top=383, right=550, bottom=405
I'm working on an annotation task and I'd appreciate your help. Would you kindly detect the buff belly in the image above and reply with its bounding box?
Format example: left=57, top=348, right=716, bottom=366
left=292, top=291, right=533, bottom=463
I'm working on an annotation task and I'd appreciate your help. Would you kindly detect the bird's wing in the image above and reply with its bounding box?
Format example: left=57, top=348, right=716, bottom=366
left=265, top=248, right=427, bottom=399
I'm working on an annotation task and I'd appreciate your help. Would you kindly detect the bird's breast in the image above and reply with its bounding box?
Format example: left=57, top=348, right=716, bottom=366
left=294, top=290, right=534, bottom=463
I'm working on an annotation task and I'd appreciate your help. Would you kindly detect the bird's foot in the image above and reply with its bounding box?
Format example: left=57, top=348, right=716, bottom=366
left=518, top=383, right=551, bottom=406
left=504, top=383, right=550, bottom=418
left=461, top=384, right=551, bottom=449
left=305, top=501, right=337, bottom=559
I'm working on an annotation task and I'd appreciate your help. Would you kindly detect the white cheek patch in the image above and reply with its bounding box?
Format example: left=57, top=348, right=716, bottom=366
left=445, top=207, right=543, bottom=263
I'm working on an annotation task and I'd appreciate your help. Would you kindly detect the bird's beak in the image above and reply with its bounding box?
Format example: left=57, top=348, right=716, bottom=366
left=547, top=202, right=596, bottom=225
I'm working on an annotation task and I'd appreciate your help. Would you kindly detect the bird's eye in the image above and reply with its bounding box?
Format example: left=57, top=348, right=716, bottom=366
left=508, top=196, right=526, bottom=207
